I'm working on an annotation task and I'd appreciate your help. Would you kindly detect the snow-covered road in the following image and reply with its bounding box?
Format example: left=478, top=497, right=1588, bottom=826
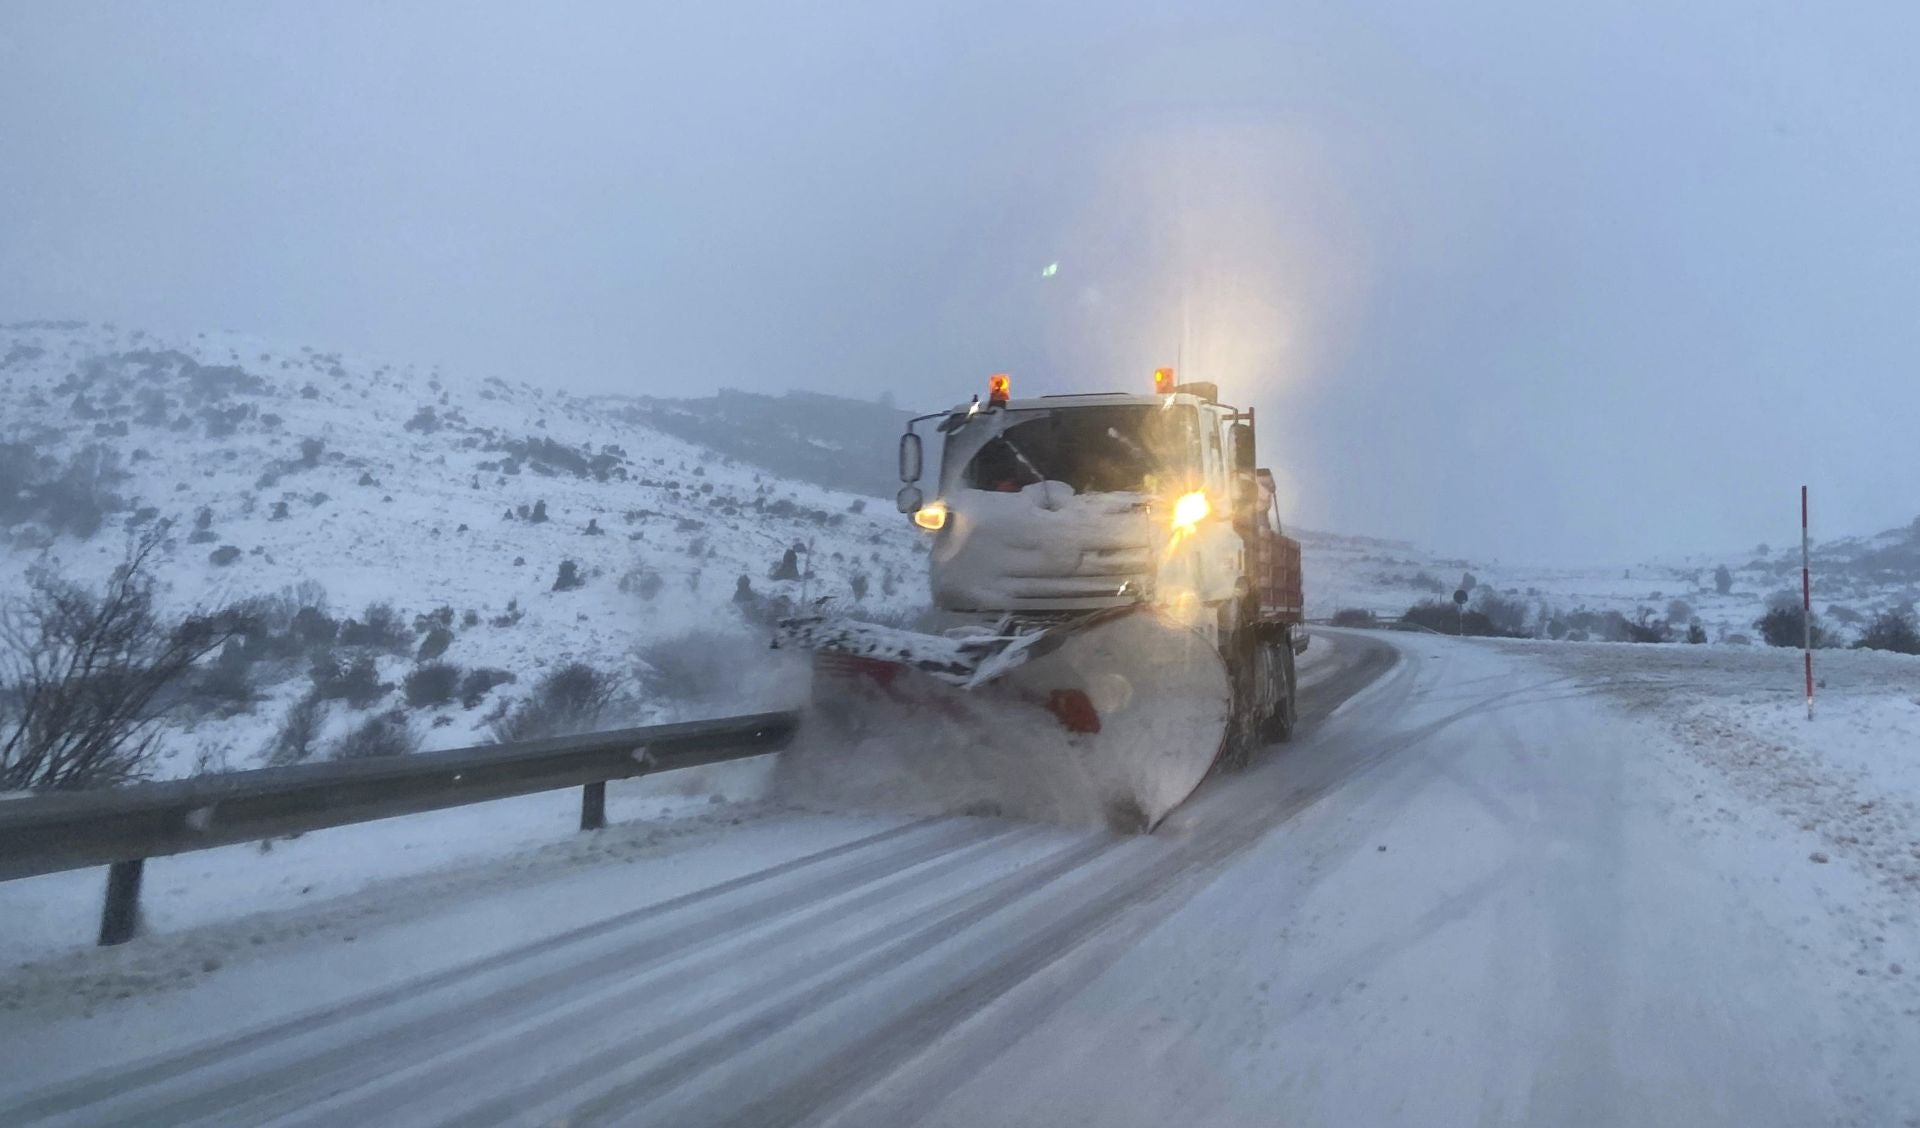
left=4, top=630, right=1917, bottom=1126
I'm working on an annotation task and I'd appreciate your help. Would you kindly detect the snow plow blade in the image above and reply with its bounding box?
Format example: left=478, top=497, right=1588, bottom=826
left=775, top=610, right=1232, bottom=832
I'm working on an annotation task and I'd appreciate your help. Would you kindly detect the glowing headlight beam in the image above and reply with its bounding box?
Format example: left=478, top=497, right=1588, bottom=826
left=913, top=500, right=949, bottom=531
left=1170, top=491, right=1210, bottom=532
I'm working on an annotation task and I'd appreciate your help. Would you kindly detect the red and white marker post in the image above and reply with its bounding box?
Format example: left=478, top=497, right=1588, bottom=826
left=1801, top=485, right=1814, bottom=721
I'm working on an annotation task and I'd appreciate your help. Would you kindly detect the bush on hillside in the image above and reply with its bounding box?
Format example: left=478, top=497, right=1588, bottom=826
left=416, top=626, right=454, bottom=661
left=339, top=602, right=412, bottom=653
left=189, top=648, right=259, bottom=716
left=403, top=662, right=462, bottom=709
left=333, top=712, right=418, bottom=760
left=267, top=693, right=326, bottom=766
left=1474, top=590, right=1532, bottom=635
left=290, top=605, right=339, bottom=651
left=1330, top=608, right=1377, bottom=627
left=1855, top=608, right=1920, bottom=655
left=618, top=566, right=665, bottom=600
left=459, top=667, right=516, bottom=709
left=1401, top=599, right=1523, bottom=638
left=309, top=654, right=390, bottom=708
left=490, top=662, right=617, bottom=743
left=1756, top=605, right=1830, bottom=649
left=1623, top=609, right=1670, bottom=643
left=0, top=443, right=129, bottom=538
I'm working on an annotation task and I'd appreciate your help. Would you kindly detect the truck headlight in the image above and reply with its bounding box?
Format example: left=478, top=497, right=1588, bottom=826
left=1171, top=491, right=1209, bottom=532
left=913, top=500, right=949, bottom=531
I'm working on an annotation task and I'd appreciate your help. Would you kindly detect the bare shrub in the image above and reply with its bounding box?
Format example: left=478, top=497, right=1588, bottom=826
left=635, top=630, right=756, bottom=704
left=490, top=662, right=617, bottom=743
left=190, top=646, right=259, bottom=716
left=290, top=606, right=339, bottom=651
left=618, top=566, right=664, bottom=600
left=1406, top=570, right=1445, bottom=593
left=0, top=532, right=244, bottom=790
left=458, top=667, right=515, bottom=709
left=1474, top=591, right=1532, bottom=635
left=267, top=693, right=325, bottom=766
left=416, top=626, right=454, bottom=661
left=339, top=602, right=411, bottom=653
left=1624, top=609, right=1670, bottom=643
left=333, top=712, right=418, bottom=760
left=0, top=444, right=129, bottom=538
left=1330, top=608, right=1376, bottom=627
left=1855, top=607, right=1920, bottom=655
left=552, top=560, right=584, bottom=591
left=1756, top=604, right=1830, bottom=648
left=1401, top=599, right=1523, bottom=638
left=309, top=654, right=390, bottom=708
left=403, top=661, right=462, bottom=709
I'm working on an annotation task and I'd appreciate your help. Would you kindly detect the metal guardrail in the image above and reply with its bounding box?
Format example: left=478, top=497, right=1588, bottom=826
left=1308, top=616, right=1449, bottom=636
left=0, top=710, right=800, bottom=945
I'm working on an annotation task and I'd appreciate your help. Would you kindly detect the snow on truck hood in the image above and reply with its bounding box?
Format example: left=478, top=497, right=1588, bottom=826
left=931, top=482, right=1154, bottom=610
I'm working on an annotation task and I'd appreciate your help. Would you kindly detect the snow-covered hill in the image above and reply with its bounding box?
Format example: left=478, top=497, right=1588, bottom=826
left=0, top=320, right=929, bottom=777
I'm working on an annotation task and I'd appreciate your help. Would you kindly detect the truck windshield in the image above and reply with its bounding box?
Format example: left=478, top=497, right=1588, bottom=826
left=950, top=405, right=1198, bottom=494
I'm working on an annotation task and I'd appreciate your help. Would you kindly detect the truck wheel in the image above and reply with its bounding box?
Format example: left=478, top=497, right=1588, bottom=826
left=1261, top=639, right=1296, bottom=743
left=1216, top=629, right=1260, bottom=771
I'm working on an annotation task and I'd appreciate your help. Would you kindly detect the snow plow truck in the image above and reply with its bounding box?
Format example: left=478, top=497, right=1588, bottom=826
left=779, top=369, right=1304, bottom=831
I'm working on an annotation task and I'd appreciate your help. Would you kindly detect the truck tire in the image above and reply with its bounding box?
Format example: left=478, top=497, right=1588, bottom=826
left=1260, top=637, right=1296, bottom=743
left=1216, top=625, right=1261, bottom=771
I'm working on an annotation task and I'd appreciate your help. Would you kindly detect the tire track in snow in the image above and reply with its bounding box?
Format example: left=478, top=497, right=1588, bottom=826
left=2, top=818, right=959, bottom=1126
left=270, top=825, right=1053, bottom=1128
left=108, top=821, right=1014, bottom=1128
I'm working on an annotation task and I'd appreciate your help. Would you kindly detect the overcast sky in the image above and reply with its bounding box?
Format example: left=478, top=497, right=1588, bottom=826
left=3, top=2, right=1917, bottom=562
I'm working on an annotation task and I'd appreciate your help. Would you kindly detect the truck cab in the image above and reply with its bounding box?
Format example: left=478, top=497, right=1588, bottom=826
left=896, top=373, right=1296, bottom=633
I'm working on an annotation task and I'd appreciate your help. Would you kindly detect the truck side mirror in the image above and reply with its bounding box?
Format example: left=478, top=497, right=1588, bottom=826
left=899, top=432, right=923, bottom=483
left=1231, top=473, right=1258, bottom=521
left=897, top=485, right=924, bottom=514
left=1229, top=423, right=1255, bottom=473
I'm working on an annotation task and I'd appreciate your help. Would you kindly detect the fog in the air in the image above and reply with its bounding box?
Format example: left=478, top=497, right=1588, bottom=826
left=3, top=2, right=1917, bottom=563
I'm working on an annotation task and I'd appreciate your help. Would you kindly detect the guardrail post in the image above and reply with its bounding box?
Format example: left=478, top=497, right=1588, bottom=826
left=580, top=781, right=606, bottom=831
left=99, top=858, right=144, bottom=946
